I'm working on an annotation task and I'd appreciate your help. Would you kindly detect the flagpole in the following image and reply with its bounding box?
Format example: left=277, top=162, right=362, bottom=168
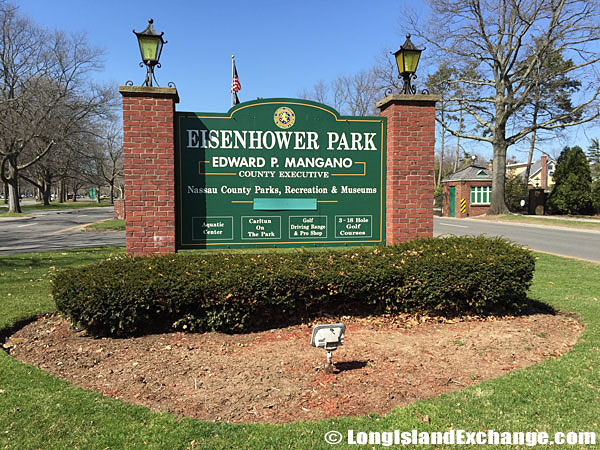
left=231, top=54, right=241, bottom=106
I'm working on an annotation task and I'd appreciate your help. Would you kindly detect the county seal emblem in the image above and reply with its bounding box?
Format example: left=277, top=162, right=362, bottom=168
left=273, top=107, right=295, bottom=129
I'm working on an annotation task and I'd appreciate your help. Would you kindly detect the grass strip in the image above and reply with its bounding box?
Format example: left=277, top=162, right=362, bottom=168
left=480, top=214, right=600, bottom=231
left=0, top=248, right=598, bottom=449
left=84, top=219, right=125, bottom=231
left=0, top=201, right=113, bottom=213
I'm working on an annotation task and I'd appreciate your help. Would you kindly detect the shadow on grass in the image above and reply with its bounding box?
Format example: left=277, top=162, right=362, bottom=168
left=0, top=315, right=44, bottom=346
left=516, top=297, right=557, bottom=315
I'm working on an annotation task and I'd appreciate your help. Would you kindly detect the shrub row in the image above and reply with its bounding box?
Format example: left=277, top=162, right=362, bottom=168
left=52, top=236, right=535, bottom=337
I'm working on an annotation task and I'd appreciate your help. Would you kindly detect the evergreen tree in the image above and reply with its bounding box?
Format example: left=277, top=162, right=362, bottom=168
left=547, top=146, right=593, bottom=215
left=505, top=173, right=528, bottom=213
left=588, top=138, right=600, bottom=180
left=401, top=0, right=600, bottom=215
left=592, top=180, right=600, bottom=215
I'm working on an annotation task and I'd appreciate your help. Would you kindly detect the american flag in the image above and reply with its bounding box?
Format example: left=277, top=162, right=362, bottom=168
left=231, top=56, right=241, bottom=105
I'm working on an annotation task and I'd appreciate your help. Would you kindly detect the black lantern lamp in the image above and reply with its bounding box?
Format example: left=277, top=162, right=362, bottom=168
left=133, top=18, right=166, bottom=86
left=393, top=34, right=424, bottom=94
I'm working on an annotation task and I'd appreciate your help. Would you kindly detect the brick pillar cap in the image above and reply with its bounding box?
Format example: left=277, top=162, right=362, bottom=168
left=377, top=93, right=439, bottom=110
left=118, top=85, right=179, bottom=103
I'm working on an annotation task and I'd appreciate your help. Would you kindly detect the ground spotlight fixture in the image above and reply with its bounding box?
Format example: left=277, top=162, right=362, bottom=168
left=310, top=323, right=346, bottom=374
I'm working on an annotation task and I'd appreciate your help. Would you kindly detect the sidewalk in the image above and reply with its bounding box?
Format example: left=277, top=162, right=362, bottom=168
left=508, top=214, right=600, bottom=223
left=464, top=213, right=600, bottom=233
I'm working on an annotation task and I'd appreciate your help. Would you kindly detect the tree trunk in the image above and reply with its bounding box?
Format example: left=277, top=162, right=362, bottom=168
left=453, top=136, right=459, bottom=172
left=525, top=103, right=539, bottom=185
left=42, top=172, right=52, bottom=206
left=7, top=182, right=20, bottom=213
left=487, top=134, right=510, bottom=215
left=58, top=179, right=66, bottom=203
left=453, top=107, right=463, bottom=172
left=525, top=129, right=536, bottom=186
left=437, top=108, right=445, bottom=186
left=42, top=182, right=51, bottom=206
left=3, top=181, right=7, bottom=204
left=7, top=179, right=21, bottom=212
left=5, top=157, right=22, bottom=213
left=109, top=182, right=115, bottom=204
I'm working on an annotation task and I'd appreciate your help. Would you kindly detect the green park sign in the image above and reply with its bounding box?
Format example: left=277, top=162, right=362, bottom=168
left=175, top=99, right=386, bottom=248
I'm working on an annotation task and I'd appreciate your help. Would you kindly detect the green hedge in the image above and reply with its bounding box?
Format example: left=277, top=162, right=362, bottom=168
left=52, top=236, right=535, bottom=337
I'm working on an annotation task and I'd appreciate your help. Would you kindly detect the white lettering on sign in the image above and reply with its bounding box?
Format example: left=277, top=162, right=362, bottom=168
left=212, top=156, right=266, bottom=168
left=326, top=132, right=377, bottom=151
left=186, top=185, right=218, bottom=194
left=341, top=186, right=377, bottom=194
left=284, top=157, right=352, bottom=168
left=220, top=186, right=251, bottom=195
left=185, top=130, right=377, bottom=151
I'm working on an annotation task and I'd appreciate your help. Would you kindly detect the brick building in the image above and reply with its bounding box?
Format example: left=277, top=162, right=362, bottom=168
left=441, top=165, right=493, bottom=217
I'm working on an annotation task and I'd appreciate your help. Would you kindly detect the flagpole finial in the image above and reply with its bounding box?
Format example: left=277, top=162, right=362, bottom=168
left=232, top=54, right=235, bottom=59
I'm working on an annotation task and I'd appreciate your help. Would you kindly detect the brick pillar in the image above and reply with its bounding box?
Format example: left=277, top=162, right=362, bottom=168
left=113, top=199, right=125, bottom=220
left=377, top=94, right=438, bottom=244
left=118, top=86, right=179, bottom=256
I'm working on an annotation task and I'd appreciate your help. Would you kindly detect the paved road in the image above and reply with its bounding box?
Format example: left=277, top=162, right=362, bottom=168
left=1, top=209, right=598, bottom=261
left=0, top=208, right=124, bottom=255
left=434, top=216, right=600, bottom=263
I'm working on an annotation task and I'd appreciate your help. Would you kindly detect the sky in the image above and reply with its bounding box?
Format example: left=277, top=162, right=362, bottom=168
left=14, top=0, right=599, bottom=161
left=16, top=0, right=414, bottom=113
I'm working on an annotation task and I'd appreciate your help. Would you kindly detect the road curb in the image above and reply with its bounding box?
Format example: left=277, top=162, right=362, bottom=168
left=0, top=215, right=34, bottom=222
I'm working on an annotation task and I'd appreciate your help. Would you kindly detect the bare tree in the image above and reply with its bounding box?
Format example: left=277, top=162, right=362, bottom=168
left=517, top=48, right=582, bottom=183
left=65, top=116, right=123, bottom=204
left=93, top=120, right=124, bottom=204
left=0, top=1, right=113, bottom=212
left=405, top=0, right=600, bottom=214
left=427, top=63, right=469, bottom=184
left=299, top=69, right=381, bottom=116
left=298, top=80, right=340, bottom=110
left=20, top=119, right=98, bottom=205
left=426, top=64, right=451, bottom=186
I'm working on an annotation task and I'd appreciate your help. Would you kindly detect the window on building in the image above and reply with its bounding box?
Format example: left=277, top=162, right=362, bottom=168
left=470, top=186, right=491, bottom=205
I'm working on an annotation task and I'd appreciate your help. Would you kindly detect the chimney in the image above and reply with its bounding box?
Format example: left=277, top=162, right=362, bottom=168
left=540, top=155, right=548, bottom=189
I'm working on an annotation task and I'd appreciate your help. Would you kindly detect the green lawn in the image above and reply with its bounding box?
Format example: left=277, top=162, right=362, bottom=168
left=0, top=201, right=113, bottom=213
left=84, top=219, right=125, bottom=231
left=0, top=248, right=599, bottom=449
left=480, top=214, right=600, bottom=231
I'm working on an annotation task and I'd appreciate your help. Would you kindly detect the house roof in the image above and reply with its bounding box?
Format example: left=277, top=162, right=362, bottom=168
left=508, top=158, right=556, bottom=181
left=442, top=164, right=492, bottom=182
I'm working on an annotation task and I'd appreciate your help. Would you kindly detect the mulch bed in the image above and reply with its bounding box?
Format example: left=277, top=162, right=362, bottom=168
left=5, top=311, right=582, bottom=423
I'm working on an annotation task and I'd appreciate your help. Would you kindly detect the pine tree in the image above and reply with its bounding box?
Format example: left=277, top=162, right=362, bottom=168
left=588, top=138, right=600, bottom=180
left=547, top=146, right=593, bottom=215
left=592, top=181, right=600, bottom=215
